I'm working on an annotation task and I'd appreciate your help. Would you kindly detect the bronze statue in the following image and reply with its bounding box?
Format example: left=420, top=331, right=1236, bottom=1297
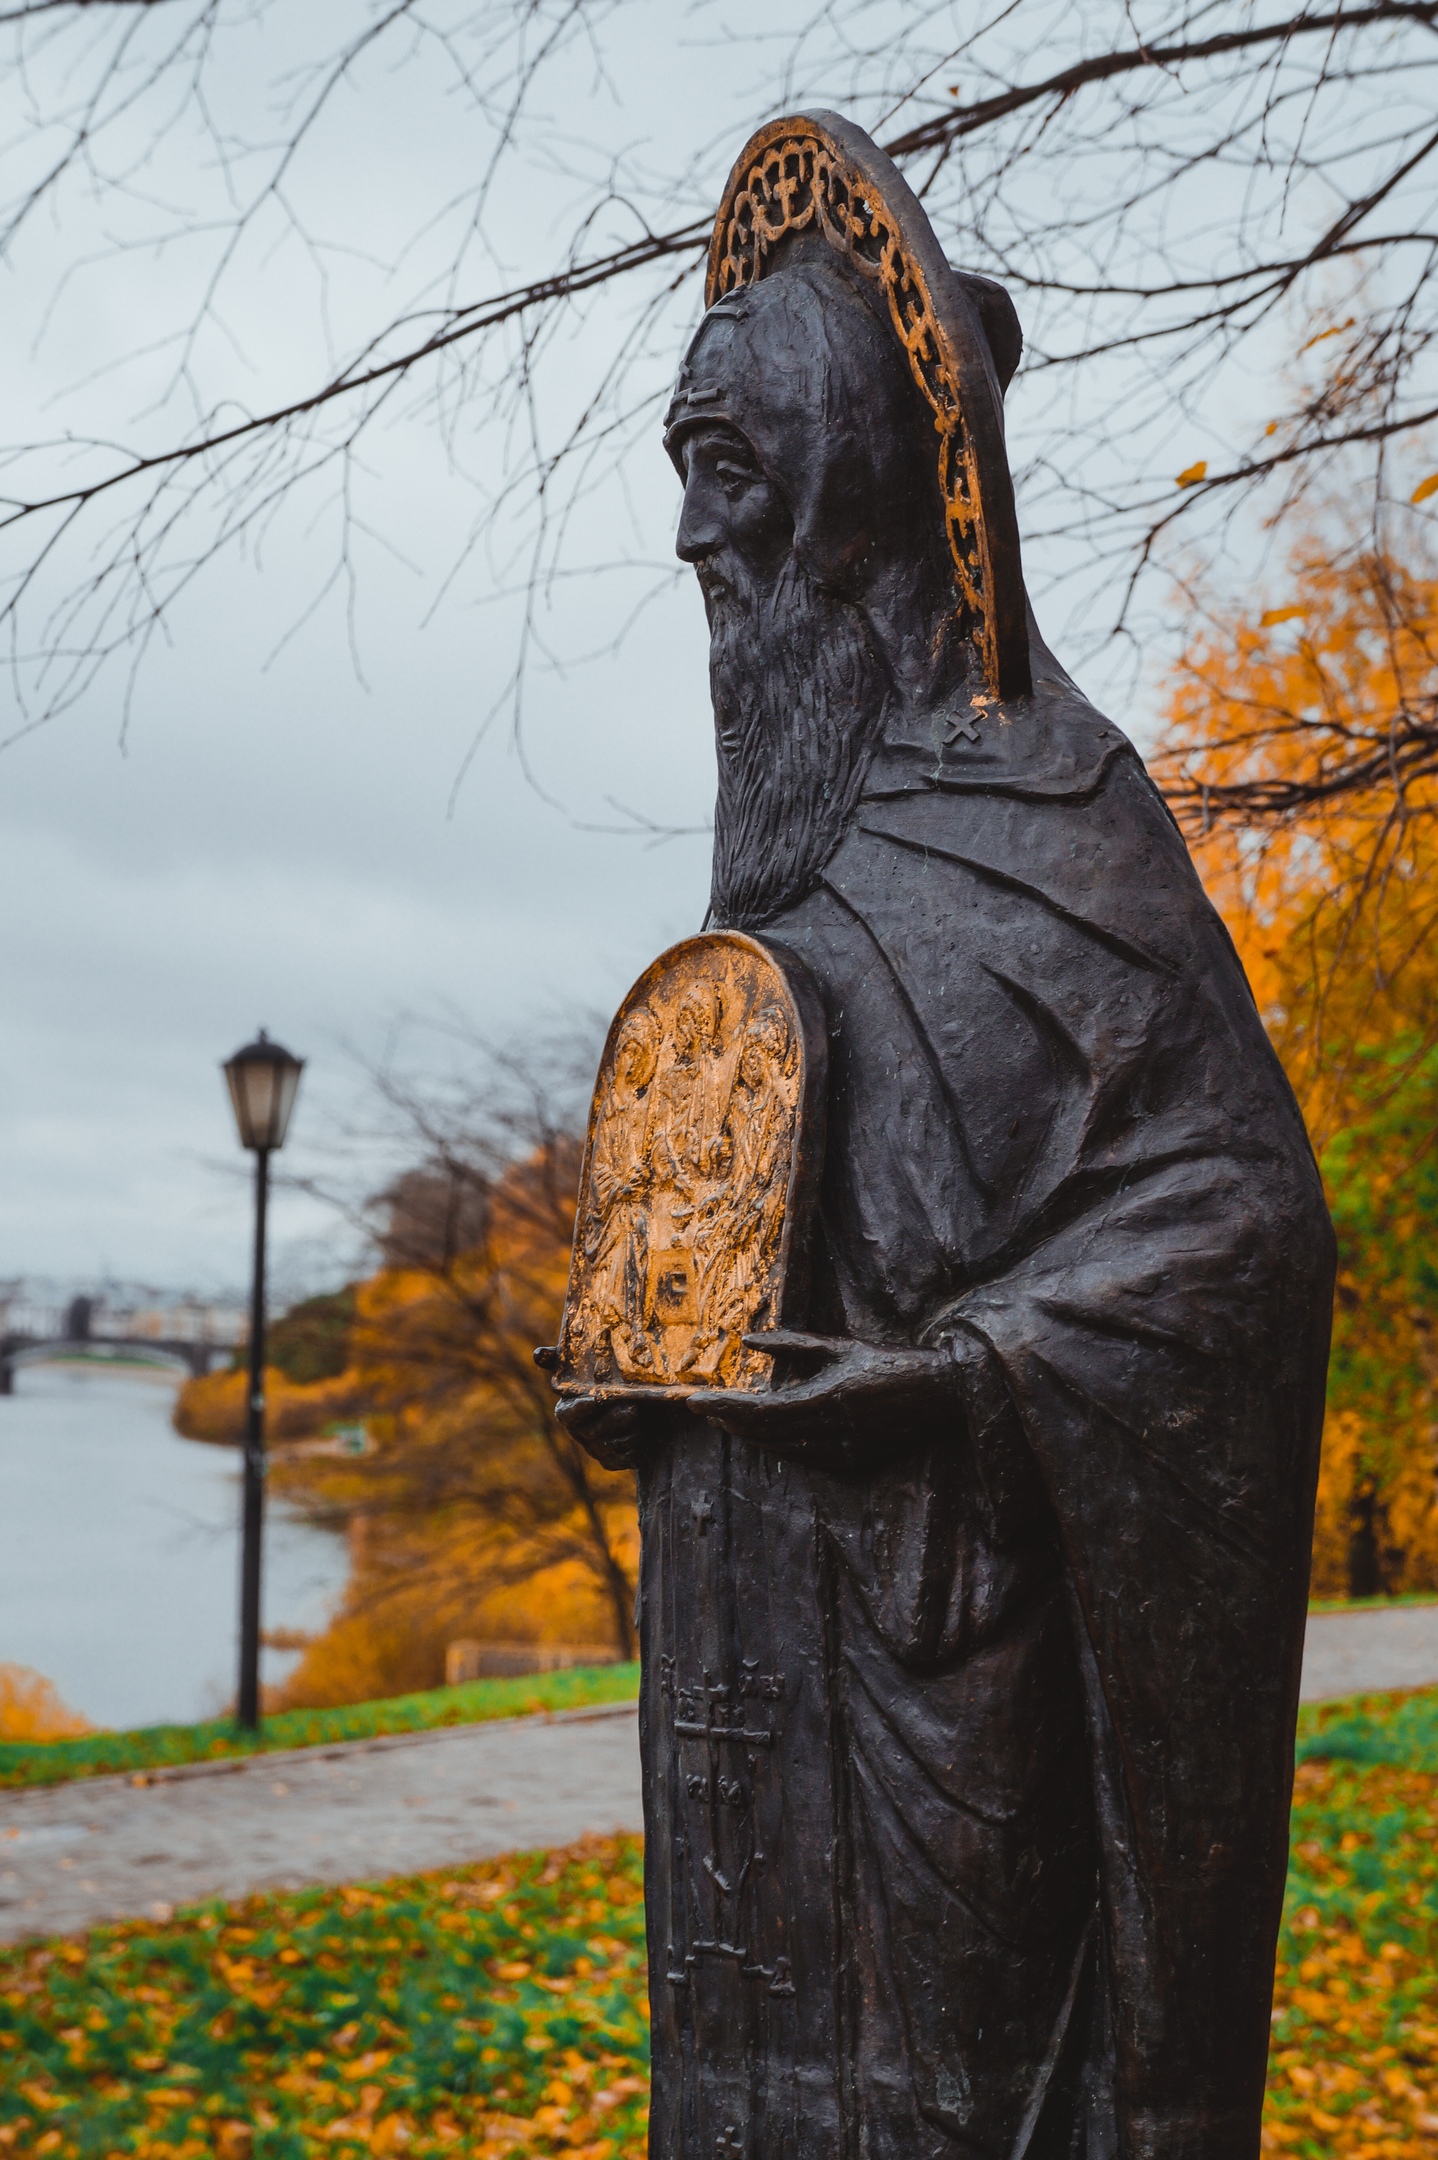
left=544, top=111, right=1334, bottom=2160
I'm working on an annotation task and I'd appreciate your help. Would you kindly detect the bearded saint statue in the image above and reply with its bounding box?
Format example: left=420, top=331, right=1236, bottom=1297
left=551, top=112, right=1334, bottom=2160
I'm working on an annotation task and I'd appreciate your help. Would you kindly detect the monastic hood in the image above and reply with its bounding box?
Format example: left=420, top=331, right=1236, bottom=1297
left=675, top=109, right=1033, bottom=699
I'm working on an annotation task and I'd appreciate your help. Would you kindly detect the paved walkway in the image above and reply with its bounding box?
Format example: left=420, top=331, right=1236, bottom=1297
left=0, top=1703, right=643, bottom=1944
left=4, top=1606, right=1438, bottom=1944
left=1299, top=1602, right=1438, bottom=1702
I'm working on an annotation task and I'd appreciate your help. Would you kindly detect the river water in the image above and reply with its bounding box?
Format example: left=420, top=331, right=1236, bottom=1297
left=0, top=1361, right=350, bottom=1731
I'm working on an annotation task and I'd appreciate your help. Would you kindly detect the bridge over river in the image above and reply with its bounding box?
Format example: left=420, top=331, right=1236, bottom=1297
left=0, top=1294, right=245, bottom=1391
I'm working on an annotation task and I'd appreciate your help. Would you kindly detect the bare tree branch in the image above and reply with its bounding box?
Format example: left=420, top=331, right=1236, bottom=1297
left=883, top=3, right=1438, bottom=160
left=5, top=1, right=1438, bottom=751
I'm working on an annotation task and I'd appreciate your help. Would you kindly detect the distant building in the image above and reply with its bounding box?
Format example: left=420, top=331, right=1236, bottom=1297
left=0, top=1280, right=247, bottom=1387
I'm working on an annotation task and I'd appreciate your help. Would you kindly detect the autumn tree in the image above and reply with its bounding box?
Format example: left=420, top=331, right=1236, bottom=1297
left=353, top=1134, right=634, bottom=1646
left=264, top=1287, right=358, bottom=1387
left=0, top=1664, right=91, bottom=1743
left=270, top=1030, right=635, bottom=1708
left=1153, top=530, right=1438, bottom=1594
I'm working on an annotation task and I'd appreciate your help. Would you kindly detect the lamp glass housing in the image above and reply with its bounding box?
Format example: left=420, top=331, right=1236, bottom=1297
left=223, top=1031, right=304, bottom=1152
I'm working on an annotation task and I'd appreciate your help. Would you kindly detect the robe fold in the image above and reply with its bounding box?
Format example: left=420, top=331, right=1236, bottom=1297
left=638, top=677, right=1333, bottom=2160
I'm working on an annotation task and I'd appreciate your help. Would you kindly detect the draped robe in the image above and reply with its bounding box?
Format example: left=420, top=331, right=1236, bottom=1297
left=636, top=674, right=1333, bottom=2160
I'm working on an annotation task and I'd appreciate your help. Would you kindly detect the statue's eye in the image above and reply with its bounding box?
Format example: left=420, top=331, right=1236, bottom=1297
left=715, top=455, right=759, bottom=492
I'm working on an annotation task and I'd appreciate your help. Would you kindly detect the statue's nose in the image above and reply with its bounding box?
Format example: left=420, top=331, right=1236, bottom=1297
left=676, top=474, right=724, bottom=565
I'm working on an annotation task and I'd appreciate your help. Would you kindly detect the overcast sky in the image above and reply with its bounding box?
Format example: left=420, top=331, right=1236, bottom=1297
left=0, top=0, right=1315, bottom=1297
left=0, top=539, right=716, bottom=1293
left=0, top=5, right=734, bottom=1294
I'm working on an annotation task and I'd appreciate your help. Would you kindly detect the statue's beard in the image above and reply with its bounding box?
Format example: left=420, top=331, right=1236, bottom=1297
left=704, top=554, right=892, bottom=929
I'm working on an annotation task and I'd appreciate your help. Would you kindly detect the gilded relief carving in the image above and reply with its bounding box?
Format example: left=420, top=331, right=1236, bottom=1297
left=556, top=934, right=822, bottom=1395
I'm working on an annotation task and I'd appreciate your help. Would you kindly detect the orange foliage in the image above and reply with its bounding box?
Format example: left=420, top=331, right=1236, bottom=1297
left=271, top=1141, right=637, bottom=1711
left=1154, top=539, right=1438, bottom=1593
left=1156, top=542, right=1438, bottom=1131
left=172, top=1364, right=362, bottom=1444
left=272, top=1542, right=635, bottom=1710
left=0, top=1663, right=91, bottom=1740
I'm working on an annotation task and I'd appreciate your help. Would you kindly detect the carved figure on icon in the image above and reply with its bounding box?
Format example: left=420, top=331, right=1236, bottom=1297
left=548, top=111, right=1335, bottom=2160
left=578, top=1005, right=662, bottom=1381
left=649, top=981, right=730, bottom=1196
left=641, top=982, right=728, bottom=1374
left=699, top=1004, right=797, bottom=1340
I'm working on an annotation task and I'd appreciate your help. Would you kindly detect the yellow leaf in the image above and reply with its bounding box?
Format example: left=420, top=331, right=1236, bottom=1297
left=1412, top=471, right=1438, bottom=504
left=343, top=2050, right=393, bottom=2080
left=1175, top=461, right=1208, bottom=489
left=1260, top=606, right=1306, bottom=627
left=1300, top=317, right=1354, bottom=354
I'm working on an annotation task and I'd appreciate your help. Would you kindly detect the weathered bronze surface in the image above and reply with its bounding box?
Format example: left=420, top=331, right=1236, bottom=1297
left=556, top=933, right=826, bottom=1395
left=544, top=108, right=1335, bottom=2160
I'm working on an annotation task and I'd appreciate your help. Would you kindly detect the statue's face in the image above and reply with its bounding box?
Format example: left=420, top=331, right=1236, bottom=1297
left=739, top=1036, right=767, bottom=1090
left=675, top=421, right=790, bottom=611
left=676, top=992, right=717, bottom=1057
left=616, top=1027, right=655, bottom=1091
left=666, top=266, right=958, bottom=634
left=666, top=275, right=903, bottom=930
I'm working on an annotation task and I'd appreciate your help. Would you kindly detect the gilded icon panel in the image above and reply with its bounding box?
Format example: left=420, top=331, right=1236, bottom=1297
left=556, top=933, right=824, bottom=1395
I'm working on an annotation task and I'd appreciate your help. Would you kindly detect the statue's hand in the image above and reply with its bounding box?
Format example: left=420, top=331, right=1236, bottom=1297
left=534, top=1350, right=666, bottom=1471
left=688, top=1331, right=954, bottom=1475
left=551, top=1389, right=659, bottom=1472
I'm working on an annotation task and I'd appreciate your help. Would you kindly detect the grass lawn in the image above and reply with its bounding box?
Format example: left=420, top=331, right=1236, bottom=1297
left=1268, top=1698, right=1438, bottom=2156
left=3, top=1690, right=1438, bottom=2156
left=0, top=1837, right=648, bottom=2158
left=0, top=1668, right=641, bottom=1793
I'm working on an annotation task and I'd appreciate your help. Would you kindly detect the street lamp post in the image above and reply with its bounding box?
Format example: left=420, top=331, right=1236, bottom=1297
left=222, top=1030, right=304, bottom=1731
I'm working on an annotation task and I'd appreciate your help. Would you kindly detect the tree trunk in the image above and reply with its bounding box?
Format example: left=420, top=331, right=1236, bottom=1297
left=1348, top=1483, right=1382, bottom=1600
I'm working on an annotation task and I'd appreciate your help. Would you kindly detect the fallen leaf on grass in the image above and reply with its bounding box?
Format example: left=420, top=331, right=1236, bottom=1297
left=0, top=1836, right=650, bottom=2157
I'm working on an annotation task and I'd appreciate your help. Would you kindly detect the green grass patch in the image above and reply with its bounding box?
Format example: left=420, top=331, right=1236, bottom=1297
left=1296, top=1685, right=1438, bottom=1773
left=1266, top=1748, right=1438, bottom=2153
left=0, top=1665, right=640, bottom=1793
left=0, top=1835, right=649, bottom=2158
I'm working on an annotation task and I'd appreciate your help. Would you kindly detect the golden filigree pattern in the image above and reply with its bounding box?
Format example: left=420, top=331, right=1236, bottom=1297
left=557, top=936, right=815, bottom=1396
left=709, top=131, right=996, bottom=693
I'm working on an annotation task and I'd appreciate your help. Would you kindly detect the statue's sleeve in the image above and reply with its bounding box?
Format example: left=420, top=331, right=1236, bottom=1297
left=803, top=753, right=1337, bottom=2149
left=821, top=753, right=1332, bottom=2156
left=917, top=895, right=1333, bottom=2160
